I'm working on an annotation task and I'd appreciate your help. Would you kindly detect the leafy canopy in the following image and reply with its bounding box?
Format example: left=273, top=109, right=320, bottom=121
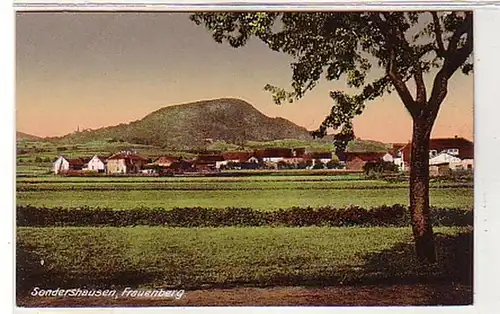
left=190, top=12, right=473, bottom=151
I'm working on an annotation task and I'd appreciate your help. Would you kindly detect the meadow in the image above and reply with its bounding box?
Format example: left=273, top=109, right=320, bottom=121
left=17, top=226, right=472, bottom=292
left=16, top=175, right=473, bottom=210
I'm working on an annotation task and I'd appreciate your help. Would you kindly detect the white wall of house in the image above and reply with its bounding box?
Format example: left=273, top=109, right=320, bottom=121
left=450, top=158, right=474, bottom=170
left=107, top=159, right=127, bottom=174
left=216, top=160, right=230, bottom=169
left=247, top=157, right=259, bottom=163
left=85, top=155, right=106, bottom=172
left=393, top=157, right=403, bottom=170
left=382, top=153, right=394, bottom=163
left=53, top=156, right=69, bottom=174
left=429, top=152, right=462, bottom=166
left=263, top=157, right=286, bottom=163
left=399, top=151, right=406, bottom=171
left=318, top=158, right=332, bottom=164
left=461, top=159, right=474, bottom=169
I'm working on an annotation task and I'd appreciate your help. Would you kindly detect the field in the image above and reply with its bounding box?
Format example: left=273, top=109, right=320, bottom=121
left=16, top=176, right=473, bottom=210
left=16, top=161, right=474, bottom=306
left=17, top=226, right=472, bottom=294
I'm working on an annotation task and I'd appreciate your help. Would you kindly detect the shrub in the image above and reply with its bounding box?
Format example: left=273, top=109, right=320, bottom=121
left=312, top=159, right=325, bottom=169
left=296, top=160, right=311, bottom=169
left=363, top=161, right=399, bottom=176
left=277, top=161, right=293, bottom=170
left=16, top=205, right=472, bottom=228
left=434, top=168, right=473, bottom=183
left=326, top=159, right=342, bottom=169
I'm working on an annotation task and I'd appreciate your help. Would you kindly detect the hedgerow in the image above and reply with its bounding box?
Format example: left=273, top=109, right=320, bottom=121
left=16, top=205, right=472, bottom=228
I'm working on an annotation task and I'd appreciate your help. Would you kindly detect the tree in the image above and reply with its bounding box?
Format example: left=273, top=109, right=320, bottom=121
left=191, top=12, right=473, bottom=263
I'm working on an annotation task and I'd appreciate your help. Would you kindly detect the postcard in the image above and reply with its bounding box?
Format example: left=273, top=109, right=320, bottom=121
left=15, top=10, right=473, bottom=307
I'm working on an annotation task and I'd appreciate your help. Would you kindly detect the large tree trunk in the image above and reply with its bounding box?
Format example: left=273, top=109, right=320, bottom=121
left=410, top=118, right=436, bottom=263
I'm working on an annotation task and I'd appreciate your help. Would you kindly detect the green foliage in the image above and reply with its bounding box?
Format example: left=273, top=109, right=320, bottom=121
left=432, top=169, right=474, bottom=183
left=326, top=159, right=343, bottom=169
left=312, top=160, right=325, bottom=169
left=363, top=161, right=400, bottom=176
left=17, top=204, right=472, bottom=228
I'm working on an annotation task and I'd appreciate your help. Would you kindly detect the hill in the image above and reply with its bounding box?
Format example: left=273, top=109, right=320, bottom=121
left=52, top=98, right=313, bottom=150
left=17, top=131, right=42, bottom=141
left=346, top=138, right=392, bottom=152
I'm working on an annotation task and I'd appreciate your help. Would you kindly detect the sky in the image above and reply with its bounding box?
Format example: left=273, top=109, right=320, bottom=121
left=16, top=12, right=474, bottom=143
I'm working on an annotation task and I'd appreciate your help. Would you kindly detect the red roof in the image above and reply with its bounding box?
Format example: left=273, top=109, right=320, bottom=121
left=308, top=152, right=333, bottom=159
left=293, top=148, right=307, bottom=158
left=400, top=137, right=473, bottom=162
left=222, top=151, right=254, bottom=162
left=254, top=148, right=293, bottom=158
left=195, top=154, right=225, bottom=162
left=67, top=158, right=86, bottom=166
left=153, top=156, right=180, bottom=164
left=390, top=143, right=408, bottom=156
left=94, top=155, right=110, bottom=162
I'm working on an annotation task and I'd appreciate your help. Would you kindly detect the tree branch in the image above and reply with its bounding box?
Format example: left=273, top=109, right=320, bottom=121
left=386, top=49, right=419, bottom=117
left=447, top=12, right=473, bottom=54
left=431, top=12, right=446, bottom=57
left=371, top=13, right=419, bottom=116
left=442, top=13, right=473, bottom=77
left=426, top=13, right=473, bottom=129
left=414, top=64, right=427, bottom=105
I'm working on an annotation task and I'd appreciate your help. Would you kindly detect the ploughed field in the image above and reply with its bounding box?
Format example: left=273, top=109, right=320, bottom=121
left=16, top=175, right=473, bottom=210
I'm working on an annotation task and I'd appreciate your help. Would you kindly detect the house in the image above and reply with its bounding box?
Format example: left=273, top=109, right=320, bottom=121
left=193, top=154, right=225, bottom=172
left=84, top=155, right=108, bottom=173
left=53, top=156, right=86, bottom=174
left=151, top=156, right=180, bottom=168
left=292, top=148, right=307, bottom=158
left=399, top=137, right=474, bottom=171
left=218, top=151, right=255, bottom=168
left=429, top=152, right=462, bottom=166
left=303, top=152, right=333, bottom=168
left=140, top=156, right=181, bottom=175
left=106, top=151, right=148, bottom=174
left=254, top=148, right=294, bottom=163
left=53, top=156, right=70, bottom=174
left=169, top=159, right=195, bottom=172
left=389, top=144, right=406, bottom=170
left=308, top=152, right=333, bottom=163
left=344, top=152, right=387, bottom=171
left=247, top=156, right=259, bottom=164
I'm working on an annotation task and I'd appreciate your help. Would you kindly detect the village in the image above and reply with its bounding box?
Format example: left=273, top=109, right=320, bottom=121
left=52, top=136, right=474, bottom=176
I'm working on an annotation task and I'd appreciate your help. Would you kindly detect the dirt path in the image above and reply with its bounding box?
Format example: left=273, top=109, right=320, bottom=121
left=17, top=283, right=472, bottom=307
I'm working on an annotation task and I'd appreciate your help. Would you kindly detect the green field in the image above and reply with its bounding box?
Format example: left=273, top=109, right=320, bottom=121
left=16, top=176, right=473, bottom=210
left=16, top=162, right=474, bottom=304
left=17, top=226, right=472, bottom=290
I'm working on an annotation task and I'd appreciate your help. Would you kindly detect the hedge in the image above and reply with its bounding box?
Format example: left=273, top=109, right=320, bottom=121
left=16, top=205, right=472, bottom=228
